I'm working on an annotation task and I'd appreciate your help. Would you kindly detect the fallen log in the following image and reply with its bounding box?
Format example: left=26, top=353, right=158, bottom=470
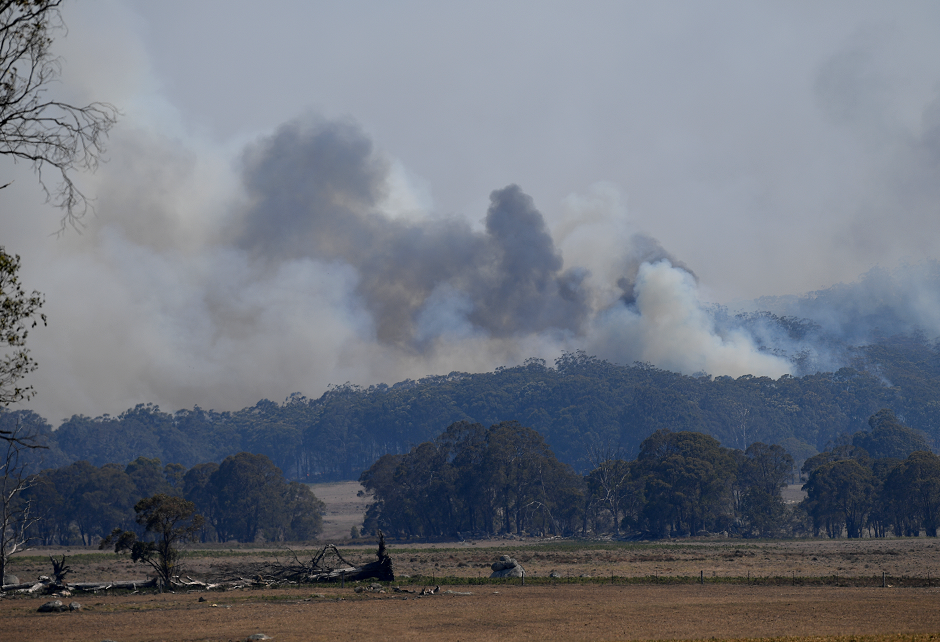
left=3, top=580, right=70, bottom=593
left=69, top=579, right=156, bottom=591
left=306, top=559, right=393, bottom=583
left=178, top=576, right=221, bottom=590
left=4, top=578, right=156, bottom=594
left=2, top=582, right=38, bottom=592
left=276, top=531, right=395, bottom=584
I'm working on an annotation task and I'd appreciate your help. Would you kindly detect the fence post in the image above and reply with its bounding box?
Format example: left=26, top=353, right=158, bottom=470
left=882, top=571, right=886, bottom=588
left=700, top=570, right=704, bottom=585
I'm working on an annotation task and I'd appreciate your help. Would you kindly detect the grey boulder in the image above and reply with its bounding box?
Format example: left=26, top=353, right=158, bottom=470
left=37, top=600, right=66, bottom=613
left=490, top=555, right=525, bottom=578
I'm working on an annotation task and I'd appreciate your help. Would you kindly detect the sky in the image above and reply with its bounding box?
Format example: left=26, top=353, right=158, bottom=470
left=2, top=1, right=940, bottom=424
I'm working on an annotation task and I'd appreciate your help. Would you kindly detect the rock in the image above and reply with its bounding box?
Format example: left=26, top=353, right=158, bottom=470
left=3, top=574, right=19, bottom=585
left=490, top=555, right=519, bottom=571
left=490, top=555, right=525, bottom=578
left=549, top=570, right=562, bottom=578
left=37, top=600, right=65, bottom=613
left=68, top=602, right=82, bottom=611
left=246, top=635, right=271, bottom=641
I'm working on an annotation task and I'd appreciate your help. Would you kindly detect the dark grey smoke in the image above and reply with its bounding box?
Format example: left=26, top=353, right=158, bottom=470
left=468, top=185, right=590, bottom=337
left=237, top=120, right=591, bottom=347
left=237, top=118, right=388, bottom=260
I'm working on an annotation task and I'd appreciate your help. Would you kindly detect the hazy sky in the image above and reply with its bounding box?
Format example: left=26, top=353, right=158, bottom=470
left=2, top=1, right=939, bottom=423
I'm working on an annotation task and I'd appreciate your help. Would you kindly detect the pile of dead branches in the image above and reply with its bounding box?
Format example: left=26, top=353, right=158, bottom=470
left=274, top=534, right=394, bottom=583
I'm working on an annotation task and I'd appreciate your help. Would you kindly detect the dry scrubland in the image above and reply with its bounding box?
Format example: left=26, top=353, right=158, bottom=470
left=6, top=482, right=940, bottom=641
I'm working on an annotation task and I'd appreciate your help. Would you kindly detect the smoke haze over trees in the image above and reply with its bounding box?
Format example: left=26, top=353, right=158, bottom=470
left=4, top=331, right=939, bottom=487
left=8, top=110, right=940, bottom=426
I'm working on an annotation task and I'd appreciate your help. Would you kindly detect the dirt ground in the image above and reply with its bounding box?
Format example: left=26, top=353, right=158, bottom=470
left=7, top=539, right=940, bottom=642
left=5, top=584, right=940, bottom=642
left=8, top=483, right=940, bottom=641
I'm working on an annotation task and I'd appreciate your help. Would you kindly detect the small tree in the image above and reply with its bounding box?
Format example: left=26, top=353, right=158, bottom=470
left=100, top=494, right=204, bottom=588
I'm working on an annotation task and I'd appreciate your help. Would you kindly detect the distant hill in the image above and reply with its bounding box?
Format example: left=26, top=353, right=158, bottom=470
left=7, top=330, right=939, bottom=481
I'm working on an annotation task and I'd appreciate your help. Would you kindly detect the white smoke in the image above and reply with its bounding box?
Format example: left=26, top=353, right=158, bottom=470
left=587, top=260, right=790, bottom=378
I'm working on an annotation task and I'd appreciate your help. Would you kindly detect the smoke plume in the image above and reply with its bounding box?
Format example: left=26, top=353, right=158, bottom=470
left=4, top=112, right=807, bottom=423
left=237, top=120, right=591, bottom=347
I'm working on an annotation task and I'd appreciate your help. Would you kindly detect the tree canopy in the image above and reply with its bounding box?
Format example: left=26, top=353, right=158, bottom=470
left=22, top=452, right=324, bottom=546
left=0, top=248, right=44, bottom=412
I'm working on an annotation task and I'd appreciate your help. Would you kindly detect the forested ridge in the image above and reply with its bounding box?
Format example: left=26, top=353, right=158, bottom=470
left=5, top=331, right=940, bottom=482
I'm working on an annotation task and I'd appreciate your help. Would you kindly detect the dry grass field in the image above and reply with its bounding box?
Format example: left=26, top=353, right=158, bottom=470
left=5, top=582, right=940, bottom=641
left=6, top=483, right=940, bottom=641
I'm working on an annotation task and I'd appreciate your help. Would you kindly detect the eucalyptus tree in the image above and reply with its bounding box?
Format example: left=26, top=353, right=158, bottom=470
left=804, top=459, right=875, bottom=538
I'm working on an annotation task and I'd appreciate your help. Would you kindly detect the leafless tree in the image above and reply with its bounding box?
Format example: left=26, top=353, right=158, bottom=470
left=1, top=0, right=119, bottom=230
left=0, top=421, right=43, bottom=583
left=585, top=437, right=633, bottom=536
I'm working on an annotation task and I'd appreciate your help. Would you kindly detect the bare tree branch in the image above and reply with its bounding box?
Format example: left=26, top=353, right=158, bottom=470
left=0, top=0, right=119, bottom=230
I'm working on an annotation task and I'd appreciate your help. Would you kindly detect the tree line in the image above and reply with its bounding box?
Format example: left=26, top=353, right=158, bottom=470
left=8, top=331, right=940, bottom=483
left=359, top=420, right=797, bottom=539
left=361, top=410, right=940, bottom=541
left=8, top=408, right=940, bottom=553
left=801, top=409, right=940, bottom=538
left=360, top=421, right=585, bottom=538
left=18, top=452, right=323, bottom=547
